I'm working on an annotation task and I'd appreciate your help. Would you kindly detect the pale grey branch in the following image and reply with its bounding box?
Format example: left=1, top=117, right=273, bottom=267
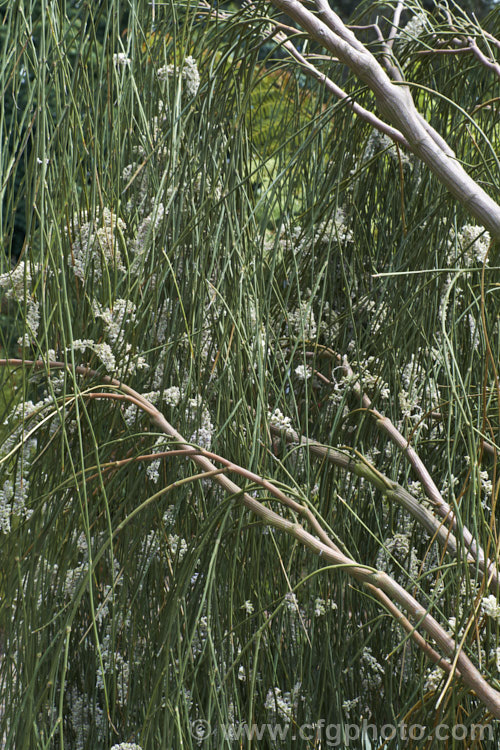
left=267, top=0, right=500, bottom=238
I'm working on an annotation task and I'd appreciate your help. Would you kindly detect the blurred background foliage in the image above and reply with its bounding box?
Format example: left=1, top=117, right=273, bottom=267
left=2, top=0, right=497, bottom=262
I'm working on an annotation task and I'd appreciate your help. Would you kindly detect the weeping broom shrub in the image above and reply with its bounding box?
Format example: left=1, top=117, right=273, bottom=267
left=0, top=0, right=499, bottom=747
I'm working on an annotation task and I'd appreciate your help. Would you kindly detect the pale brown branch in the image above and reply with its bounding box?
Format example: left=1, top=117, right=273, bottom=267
left=416, top=37, right=500, bottom=80
left=336, top=354, right=499, bottom=591
left=416, top=46, right=473, bottom=56
left=468, top=36, right=500, bottom=80
left=366, top=583, right=461, bottom=679
left=268, top=420, right=487, bottom=582
left=387, top=0, right=405, bottom=48
left=3, top=356, right=500, bottom=716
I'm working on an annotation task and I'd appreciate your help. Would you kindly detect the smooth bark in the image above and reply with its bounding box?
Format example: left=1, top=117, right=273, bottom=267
left=268, top=0, right=500, bottom=238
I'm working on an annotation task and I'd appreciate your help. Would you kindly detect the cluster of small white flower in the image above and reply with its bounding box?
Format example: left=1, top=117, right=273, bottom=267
left=288, top=300, right=317, bottom=341
left=37, top=541, right=129, bottom=746
left=284, top=591, right=300, bottom=613
left=0, top=260, right=40, bottom=346
left=407, top=480, right=426, bottom=502
left=363, top=130, right=412, bottom=167
left=436, top=223, right=491, bottom=353
left=342, top=697, right=361, bottom=716
left=123, top=390, right=163, bottom=427
left=264, top=681, right=302, bottom=722
left=141, top=507, right=187, bottom=567
left=295, top=210, right=354, bottom=251
left=163, top=506, right=177, bottom=526
left=397, top=352, right=440, bottom=425
left=72, top=338, right=116, bottom=371
left=343, top=356, right=391, bottom=402
left=157, top=55, right=200, bottom=98
left=448, top=223, right=490, bottom=267
left=478, top=469, right=493, bottom=509
left=439, top=472, right=459, bottom=501
left=167, top=533, right=188, bottom=560
left=268, top=407, right=293, bottom=431
left=360, top=368, right=391, bottom=401
left=0, top=259, right=32, bottom=298
left=112, top=52, right=131, bottom=67
left=398, top=389, right=422, bottom=422
left=401, top=13, right=428, bottom=40
left=93, top=298, right=137, bottom=345
left=63, top=563, right=88, bottom=600
left=19, top=297, right=40, bottom=347
left=146, top=436, right=168, bottom=483
left=445, top=616, right=466, bottom=641
left=131, top=203, right=166, bottom=270
left=0, top=470, right=34, bottom=533
left=96, top=633, right=130, bottom=706
left=294, top=364, right=312, bottom=381
left=468, top=313, right=481, bottom=349
left=266, top=209, right=353, bottom=262
left=424, top=665, right=444, bottom=693
left=188, top=396, right=214, bottom=450
left=355, top=296, right=388, bottom=337
left=71, top=334, right=146, bottom=376
left=313, top=597, right=337, bottom=617
left=376, top=531, right=420, bottom=581
left=465, top=455, right=494, bottom=511
left=66, top=207, right=126, bottom=282
left=263, top=223, right=302, bottom=258
left=164, top=385, right=181, bottom=406
left=0, top=396, right=58, bottom=533
left=181, top=686, right=194, bottom=713
left=95, top=584, right=114, bottom=626
left=122, top=342, right=149, bottom=374
left=360, top=646, right=385, bottom=691
left=481, top=595, right=500, bottom=619
left=328, top=365, right=356, bottom=407
left=318, top=208, right=354, bottom=245
left=216, top=699, right=239, bottom=739
left=70, top=685, right=106, bottom=750
left=491, top=646, right=500, bottom=672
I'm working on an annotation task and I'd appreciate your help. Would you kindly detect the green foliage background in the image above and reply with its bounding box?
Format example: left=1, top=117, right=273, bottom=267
left=0, top=0, right=499, bottom=748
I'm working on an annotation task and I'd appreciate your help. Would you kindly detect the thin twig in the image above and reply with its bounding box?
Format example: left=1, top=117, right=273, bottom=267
left=266, top=0, right=500, bottom=237
left=2, top=357, right=500, bottom=717
left=336, top=353, right=499, bottom=590
left=387, top=1, right=405, bottom=48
